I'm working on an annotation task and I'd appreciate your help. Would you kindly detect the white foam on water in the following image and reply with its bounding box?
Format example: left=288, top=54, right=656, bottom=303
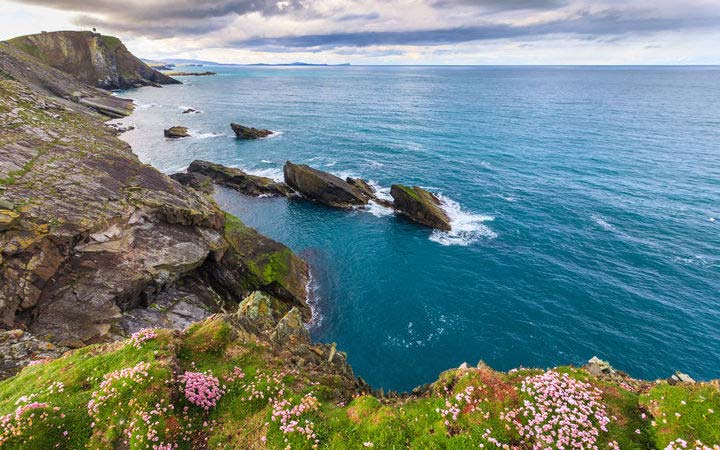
left=245, top=166, right=284, bottom=182
left=592, top=214, right=616, bottom=232
left=260, top=159, right=273, bottom=164
left=430, top=193, right=497, bottom=246
left=265, top=130, right=283, bottom=139
left=365, top=200, right=394, bottom=217
left=192, top=131, right=224, bottom=139
left=135, top=102, right=156, bottom=109
left=498, top=194, right=516, bottom=202
left=324, top=160, right=337, bottom=167
left=305, top=269, right=323, bottom=329
left=710, top=217, right=716, bottom=223
left=367, top=180, right=393, bottom=202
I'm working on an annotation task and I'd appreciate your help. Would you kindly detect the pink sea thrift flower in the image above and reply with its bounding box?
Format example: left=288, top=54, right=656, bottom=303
left=182, top=371, right=224, bottom=410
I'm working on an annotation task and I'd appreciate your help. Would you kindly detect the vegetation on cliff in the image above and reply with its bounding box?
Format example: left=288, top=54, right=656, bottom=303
left=0, top=299, right=717, bottom=449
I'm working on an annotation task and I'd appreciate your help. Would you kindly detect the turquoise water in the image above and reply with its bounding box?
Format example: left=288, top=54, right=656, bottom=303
left=116, top=66, right=720, bottom=391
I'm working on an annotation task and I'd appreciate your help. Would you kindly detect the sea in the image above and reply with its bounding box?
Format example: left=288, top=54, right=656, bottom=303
left=114, top=65, right=720, bottom=392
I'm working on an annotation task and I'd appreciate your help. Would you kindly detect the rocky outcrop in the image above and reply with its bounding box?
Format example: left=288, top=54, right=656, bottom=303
left=206, top=214, right=310, bottom=322
left=0, top=329, right=68, bottom=379
left=390, top=184, right=451, bottom=231
left=0, top=42, right=133, bottom=118
left=164, top=126, right=190, bottom=138
left=0, top=76, right=310, bottom=349
left=6, top=31, right=179, bottom=89
left=284, top=161, right=368, bottom=208
left=231, top=123, right=273, bottom=139
left=184, top=160, right=293, bottom=197
left=169, top=172, right=215, bottom=194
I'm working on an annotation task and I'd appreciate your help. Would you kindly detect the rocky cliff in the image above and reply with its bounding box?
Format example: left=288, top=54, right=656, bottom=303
left=0, top=75, right=308, bottom=353
left=6, top=31, right=179, bottom=89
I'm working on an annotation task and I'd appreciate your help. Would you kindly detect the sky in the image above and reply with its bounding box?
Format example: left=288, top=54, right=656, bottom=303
left=1, top=0, right=719, bottom=65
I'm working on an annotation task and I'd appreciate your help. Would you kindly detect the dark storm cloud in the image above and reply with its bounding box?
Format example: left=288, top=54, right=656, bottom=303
left=232, top=9, right=720, bottom=50
left=13, top=0, right=305, bottom=21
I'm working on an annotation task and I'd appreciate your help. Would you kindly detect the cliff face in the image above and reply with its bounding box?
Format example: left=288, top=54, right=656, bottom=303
left=6, top=31, right=179, bottom=89
left=0, top=75, right=308, bottom=352
left=0, top=41, right=133, bottom=117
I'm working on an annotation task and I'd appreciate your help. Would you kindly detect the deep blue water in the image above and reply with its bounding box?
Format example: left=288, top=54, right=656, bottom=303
left=116, top=66, right=720, bottom=391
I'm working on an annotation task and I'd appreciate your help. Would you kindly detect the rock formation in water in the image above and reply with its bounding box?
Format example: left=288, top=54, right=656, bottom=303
left=6, top=31, right=179, bottom=89
left=284, top=161, right=369, bottom=208
left=231, top=122, right=274, bottom=139
left=164, top=126, right=190, bottom=138
left=391, top=184, right=452, bottom=231
left=183, top=160, right=293, bottom=197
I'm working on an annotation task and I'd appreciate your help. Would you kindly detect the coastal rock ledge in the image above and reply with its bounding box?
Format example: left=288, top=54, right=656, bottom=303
left=182, top=160, right=293, bottom=197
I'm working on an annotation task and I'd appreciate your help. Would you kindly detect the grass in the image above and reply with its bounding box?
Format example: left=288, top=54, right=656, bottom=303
left=640, top=383, right=720, bottom=448
left=1, top=315, right=718, bottom=449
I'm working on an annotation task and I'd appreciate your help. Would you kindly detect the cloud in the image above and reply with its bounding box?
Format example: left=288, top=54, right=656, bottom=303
left=231, top=9, right=720, bottom=50
left=5, top=0, right=720, bottom=64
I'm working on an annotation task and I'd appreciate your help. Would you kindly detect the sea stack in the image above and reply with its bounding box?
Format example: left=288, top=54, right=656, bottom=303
left=390, top=184, right=451, bottom=231
left=283, top=161, right=368, bottom=208
left=164, top=126, right=190, bottom=138
left=231, top=123, right=273, bottom=139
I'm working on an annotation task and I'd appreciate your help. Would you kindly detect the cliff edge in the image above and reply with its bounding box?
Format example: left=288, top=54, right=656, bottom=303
left=6, top=31, right=179, bottom=89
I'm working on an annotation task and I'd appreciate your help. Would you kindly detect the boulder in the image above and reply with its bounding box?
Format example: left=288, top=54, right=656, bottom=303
left=284, top=161, right=368, bottom=208
left=182, top=108, right=198, bottom=114
left=586, top=356, right=616, bottom=377
left=271, top=307, right=310, bottom=345
left=230, top=123, right=273, bottom=139
left=390, top=184, right=451, bottom=231
left=164, top=126, right=189, bottom=138
left=668, top=371, right=696, bottom=385
left=186, top=160, right=293, bottom=197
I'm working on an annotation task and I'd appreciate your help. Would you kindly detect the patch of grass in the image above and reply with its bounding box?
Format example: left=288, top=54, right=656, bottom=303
left=640, top=383, right=720, bottom=448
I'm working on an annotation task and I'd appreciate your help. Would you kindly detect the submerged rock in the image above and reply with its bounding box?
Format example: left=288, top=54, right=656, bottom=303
left=230, top=123, right=273, bottom=139
left=284, top=161, right=368, bottom=208
left=390, top=184, right=451, bottom=231
left=182, top=108, right=199, bottom=114
left=164, top=126, right=189, bottom=138
left=186, top=160, right=293, bottom=197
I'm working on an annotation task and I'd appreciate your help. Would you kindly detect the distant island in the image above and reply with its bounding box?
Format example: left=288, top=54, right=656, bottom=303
left=145, top=57, right=351, bottom=68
